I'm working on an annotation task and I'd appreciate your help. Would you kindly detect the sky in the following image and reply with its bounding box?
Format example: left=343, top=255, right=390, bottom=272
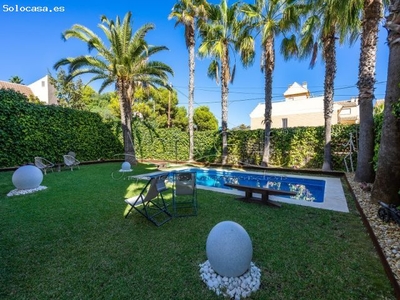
left=0, top=0, right=390, bottom=128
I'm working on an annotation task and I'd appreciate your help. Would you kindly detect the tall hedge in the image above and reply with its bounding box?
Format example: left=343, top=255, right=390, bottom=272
left=132, top=124, right=359, bottom=171
left=0, top=89, right=123, bottom=168
left=1, top=88, right=361, bottom=171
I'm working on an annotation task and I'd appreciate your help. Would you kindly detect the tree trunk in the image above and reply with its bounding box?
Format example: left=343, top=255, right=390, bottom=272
left=322, top=32, right=337, bottom=171
left=188, top=32, right=195, bottom=162
left=355, top=0, right=382, bottom=183
left=117, top=79, right=137, bottom=165
left=371, top=0, right=400, bottom=204
left=262, top=36, right=275, bottom=166
left=221, top=45, right=229, bottom=165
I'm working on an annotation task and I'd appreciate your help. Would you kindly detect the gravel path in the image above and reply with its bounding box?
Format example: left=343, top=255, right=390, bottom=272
left=346, top=173, right=400, bottom=287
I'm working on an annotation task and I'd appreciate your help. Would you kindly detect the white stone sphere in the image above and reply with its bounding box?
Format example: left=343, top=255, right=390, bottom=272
left=12, top=165, right=43, bottom=190
left=206, top=221, right=253, bottom=277
left=121, top=162, right=131, bottom=171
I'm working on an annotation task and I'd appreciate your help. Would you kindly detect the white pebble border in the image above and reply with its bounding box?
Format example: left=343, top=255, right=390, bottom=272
left=199, top=260, right=261, bottom=299
left=7, top=186, right=47, bottom=197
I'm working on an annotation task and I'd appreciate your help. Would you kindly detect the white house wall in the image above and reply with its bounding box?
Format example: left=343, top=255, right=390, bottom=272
left=28, top=75, right=57, bottom=105
left=250, top=96, right=342, bottom=129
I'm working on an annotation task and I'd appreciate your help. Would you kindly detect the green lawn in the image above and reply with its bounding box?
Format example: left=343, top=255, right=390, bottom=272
left=0, top=162, right=395, bottom=299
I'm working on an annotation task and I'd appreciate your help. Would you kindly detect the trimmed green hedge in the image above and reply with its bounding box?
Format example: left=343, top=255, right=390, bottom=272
left=0, top=89, right=123, bottom=168
left=1, top=88, right=361, bottom=171
left=133, top=124, right=358, bottom=171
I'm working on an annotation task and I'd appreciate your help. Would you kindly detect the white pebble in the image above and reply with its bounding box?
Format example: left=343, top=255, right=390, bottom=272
left=199, top=260, right=261, bottom=299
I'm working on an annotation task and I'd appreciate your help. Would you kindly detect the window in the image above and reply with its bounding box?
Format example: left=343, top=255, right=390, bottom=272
left=341, top=108, right=351, bottom=115
left=41, top=81, right=45, bottom=87
left=282, top=118, right=288, bottom=128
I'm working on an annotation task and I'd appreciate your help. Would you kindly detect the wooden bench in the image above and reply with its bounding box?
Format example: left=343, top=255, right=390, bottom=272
left=224, top=183, right=297, bottom=208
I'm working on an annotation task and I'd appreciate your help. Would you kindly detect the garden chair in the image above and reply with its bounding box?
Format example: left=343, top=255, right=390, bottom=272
left=124, top=174, right=172, bottom=226
left=67, top=151, right=76, bottom=158
left=63, top=155, right=80, bottom=171
left=34, top=157, right=55, bottom=175
left=172, top=171, right=197, bottom=217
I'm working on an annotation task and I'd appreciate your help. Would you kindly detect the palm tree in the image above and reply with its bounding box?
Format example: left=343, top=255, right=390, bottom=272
left=371, top=0, right=400, bottom=205
left=241, top=0, right=301, bottom=166
left=295, top=0, right=360, bottom=171
left=169, top=0, right=209, bottom=163
left=54, top=11, right=173, bottom=165
left=9, top=76, right=23, bottom=84
left=198, top=0, right=255, bottom=164
left=354, top=0, right=386, bottom=183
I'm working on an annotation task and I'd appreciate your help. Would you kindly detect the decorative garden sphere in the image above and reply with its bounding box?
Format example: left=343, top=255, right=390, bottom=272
left=12, top=165, right=43, bottom=190
left=206, top=221, right=253, bottom=277
left=121, top=161, right=132, bottom=172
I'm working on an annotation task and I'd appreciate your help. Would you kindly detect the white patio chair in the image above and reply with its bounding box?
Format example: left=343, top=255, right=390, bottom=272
left=34, top=157, right=54, bottom=175
left=63, top=155, right=80, bottom=171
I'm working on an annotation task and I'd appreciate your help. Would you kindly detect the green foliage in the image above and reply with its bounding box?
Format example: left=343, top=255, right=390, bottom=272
left=132, top=86, right=194, bottom=130
left=193, top=106, right=218, bottom=131
left=173, top=106, right=189, bottom=130
left=48, top=69, right=86, bottom=110
left=0, top=88, right=123, bottom=167
left=373, top=103, right=384, bottom=170
left=0, top=88, right=363, bottom=172
left=130, top=124, right=358, bottom=171
left=8, top=75, right=24, bottom=84
left=194, top=131, right=221, bottom=162
left=131, top=125, right=221, bottom=163
left=133, top=125, right=189, bottom=162
left=330, top=124, right=358, bottom=170
left=27, top=94, right=44, bottom=105
left=391, top=101, right=400, bottom=119
left=231, top=124, right=250, bottom=130
left=81, top=85, right=98, bottom=108
left=225, top=129, right=263, bottom=165
left=269, top=127, right=324, bottom=168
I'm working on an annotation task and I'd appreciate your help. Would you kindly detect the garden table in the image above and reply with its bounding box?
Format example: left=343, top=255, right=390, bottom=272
left=224, top=183, right=297, bottom=208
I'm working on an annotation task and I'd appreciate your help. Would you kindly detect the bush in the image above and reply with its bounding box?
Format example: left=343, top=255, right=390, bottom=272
left=0, top=87, right=361, bottom=171
left=0, top=88, right=123, bottom=167
left=132, top=124, right=359, bottom=171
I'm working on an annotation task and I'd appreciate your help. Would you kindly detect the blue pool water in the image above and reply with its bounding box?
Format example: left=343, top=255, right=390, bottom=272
left=172, top=168, right=326, bottom=203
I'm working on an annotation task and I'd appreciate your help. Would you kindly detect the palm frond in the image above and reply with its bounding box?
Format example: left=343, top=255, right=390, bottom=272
left=207, top=60, right=219, bottom=84
left=230, top=63, right=236, bottom=83
left=309, top=42, right=319, bottom=69
left=280, top=34, right=299, bottom=60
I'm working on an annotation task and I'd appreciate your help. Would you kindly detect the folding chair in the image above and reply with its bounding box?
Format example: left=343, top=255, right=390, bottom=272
left=124, top=174, right=172, bottom=226
left=172, top=172, right=197, bottom=217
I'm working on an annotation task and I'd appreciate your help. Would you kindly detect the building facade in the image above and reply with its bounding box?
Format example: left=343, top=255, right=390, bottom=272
left=0, top=75, right=57, bottom=105
left=28, top=75, right=58, bottom=105
left=250, top=82, right=360, bottom=129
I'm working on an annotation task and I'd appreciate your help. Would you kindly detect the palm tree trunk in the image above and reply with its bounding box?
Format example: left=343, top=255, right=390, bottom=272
left=188, top=41, right=195, bottom=162
left=322, top=32, right=337, bottom=171
left=221, top=45, right=229, bottom=165
left=355, top=0, right=382, bottom=183
left=262, top=37, right=275, bottom=166
left=117, top=79, right=137, bottom=165
left=371, top=1, right=400, bottom=204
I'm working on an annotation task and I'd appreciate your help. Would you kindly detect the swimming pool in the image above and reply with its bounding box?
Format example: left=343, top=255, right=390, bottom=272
left=172, top=168, right=326, bottom=203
